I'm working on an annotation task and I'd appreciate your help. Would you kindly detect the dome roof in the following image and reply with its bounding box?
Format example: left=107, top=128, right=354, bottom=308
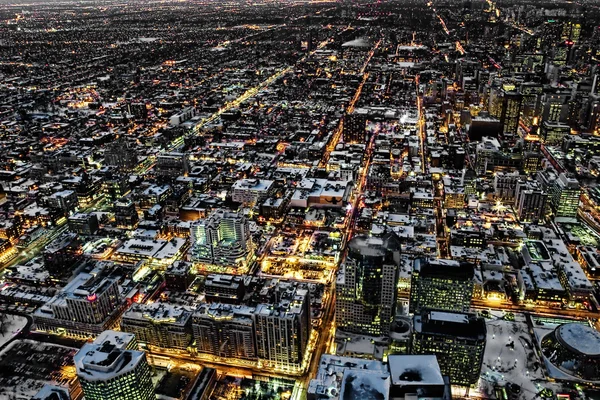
left=541, top=323, right=600, bottom=382
left=556, top=323, right=600, bottom=357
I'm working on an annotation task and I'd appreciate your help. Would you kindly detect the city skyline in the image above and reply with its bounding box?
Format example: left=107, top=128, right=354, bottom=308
left=0, top=0, right=600, bottom=399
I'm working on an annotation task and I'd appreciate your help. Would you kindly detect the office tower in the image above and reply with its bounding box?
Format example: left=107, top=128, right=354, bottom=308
left=102, top=173, right=129, bottom=202
left=190, top=209, right=252, bottom=268
left=514, top=180, right=547, bottom=223
left=104, top=139, right=137, bottom=171
left=254, top=283, right=310, bottom=371
left=550, top=173, right=580, bottom=218
left=336, top=232, right=401, bottom=336
left=411, top=310, right=486, bottom=386
left=542, top=121, right=570, bottom=145
left=499, top=90, right=522, bottom=147
left=114, top=198, right=139, bottom=229
left=541, top=92, right=569, bottom=123
left=342, top=109, right=369, bottom=144
left=409, top=258, right=474, bottom=314
left=33, top=265, right=123, bottom=337
left=120, top=302, right=193, bottom=350
left=192, top=302, right=257, bottom=360
left=74, top=333, right=155, bottom=400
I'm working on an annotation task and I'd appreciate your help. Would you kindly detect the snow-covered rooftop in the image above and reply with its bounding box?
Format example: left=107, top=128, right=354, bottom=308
left=388, top=355, right=444, bottom=386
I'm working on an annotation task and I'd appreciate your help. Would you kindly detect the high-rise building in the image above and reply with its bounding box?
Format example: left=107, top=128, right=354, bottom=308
left=542, top=121, right=570, bottom=145
left=336, top=233, right=401, bottom=336
left=515, top=180, right=548, bottom=223
left=156, top=152, right=189, bottom=177
left=342, top=109, right=369, bottom=144
left=33, top=265, right=124, bottom=337
left=74, top=332, right=155, bottom=400
left=409, top=258, right=474, bottom=314
left=192, top=302, right=257, bottom=360
left=499, top=90, right=522, bottom=147
left=411, top=310, right=487, bottom=386
left=550, top=172, right=580, bottom=218
left=120, top=302, right=193, bottom=350
left=254, top=283, right=310, bottom=372
left=190, top=209, right=253, bottom=268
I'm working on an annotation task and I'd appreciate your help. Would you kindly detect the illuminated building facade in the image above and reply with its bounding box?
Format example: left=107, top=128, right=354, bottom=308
left=336, top=233, right=400, bottom=336
left=550, top=173, right=580, bottom=218
left=192, top=302, right=257, bottom=360
left=33, top=265, right=124, bottom=338
left=499, top=90, right=522, bottom=147
left=343, top=108, right=368, bottom=144
left=190, top=209, right=252, bottom=268
left=409, top=258, right=474, bottom=314
left=74, top=334, right=155, bottom=400
left=411, top=310, right=486, bottom=386
left=120, top=302, right=193, bottom=350
left=515, top=181, right=547, bottom=223
left=254, top=286, right=310, bottom=372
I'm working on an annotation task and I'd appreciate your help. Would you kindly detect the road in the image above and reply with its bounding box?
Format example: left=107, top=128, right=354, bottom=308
left=471, top=299, right=599, bottom=320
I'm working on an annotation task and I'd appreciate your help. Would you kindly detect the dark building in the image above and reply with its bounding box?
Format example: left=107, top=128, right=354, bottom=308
left=68, top=213, right=99, bottom=236
left=343, top=109, right=369, bottom=144
left=104, top=140, right=138, bottom=171
left=43, top=233, right=83, bottom=279
left=114, top=198, right=139, bottom=229
left=409, top=258, right=474, bottom=314
left=165, top=261, right=195, bottom=291
left=411, top=309, right=487, bottom=386
left=336, top=232, right=401, bottom=336
left=500, top=91, right=523, bottom=147
left=204, top=274, right=247, bottom=304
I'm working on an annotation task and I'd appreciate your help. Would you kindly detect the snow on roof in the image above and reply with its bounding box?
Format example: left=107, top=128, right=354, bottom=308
left=339, top=369, right=390, bottom=400
left=556, top=323, right=600, bottom=356
left=429, top=311, right=469, bottom=324
left=388, top=355, right=444, bottom=386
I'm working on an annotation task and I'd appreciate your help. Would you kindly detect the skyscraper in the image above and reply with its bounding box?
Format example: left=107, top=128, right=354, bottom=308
left=342, top=109, right=369, bottom=144
left=192, top=302, right=257, bottom=360
left=499, top=90, right=522, bottom=147
left=550, top=173, right=580, bottom=218
left=515, top=180, right=548, bottom=223
left=254, top=283, right=310, bottom=372
left=74, top=332, right=155, bottom=400
left=336, top=232, right=401, bottom=336
left=411, top=309, right=487, bottom=386
left=409, top=258, right=474, bottom=314
left=190, top=209, right=252, bottom=268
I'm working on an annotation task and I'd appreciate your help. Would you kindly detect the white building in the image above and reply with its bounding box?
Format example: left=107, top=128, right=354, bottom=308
left=289, top=178, right=351, bottom=208
left=232, top=178, right=274, bottom=204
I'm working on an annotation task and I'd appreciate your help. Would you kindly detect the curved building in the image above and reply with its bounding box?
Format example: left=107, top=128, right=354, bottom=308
left=541, top=323, right=600, bottom=382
